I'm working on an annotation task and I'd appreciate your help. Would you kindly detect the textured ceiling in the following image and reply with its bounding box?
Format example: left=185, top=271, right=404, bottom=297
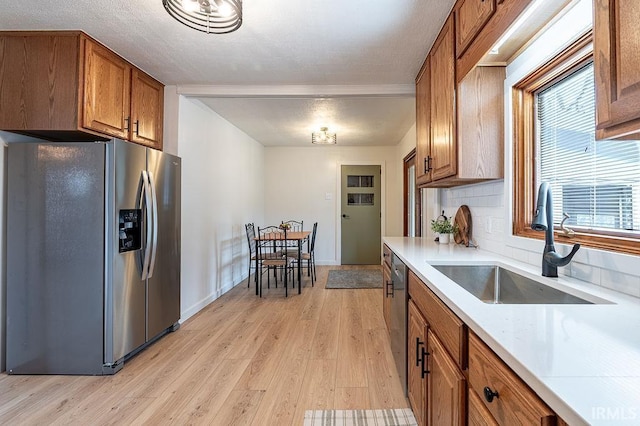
left=199, top=96, right=416, bottom=146
left=0, top=0, right=456, bottom=146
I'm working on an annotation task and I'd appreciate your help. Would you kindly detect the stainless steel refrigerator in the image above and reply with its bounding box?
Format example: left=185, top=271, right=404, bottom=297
left=6, top=138, right=181, bottom=375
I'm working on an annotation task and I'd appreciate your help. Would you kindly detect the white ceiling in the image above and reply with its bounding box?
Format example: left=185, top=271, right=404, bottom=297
left=199, top=96, right=416, bottom=146
left=0, top=0, right=456, bottom=146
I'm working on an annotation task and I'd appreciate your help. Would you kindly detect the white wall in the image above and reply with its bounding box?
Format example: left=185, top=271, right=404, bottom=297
left=263, top=144, right=403, bottom=264
left=441, top=0, right=640, bottom=298
left=177, top=97, right=265, bottom=320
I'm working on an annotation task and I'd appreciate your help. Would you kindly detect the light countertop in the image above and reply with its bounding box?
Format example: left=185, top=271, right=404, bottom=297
left=384, top=237, right=640, bottom=426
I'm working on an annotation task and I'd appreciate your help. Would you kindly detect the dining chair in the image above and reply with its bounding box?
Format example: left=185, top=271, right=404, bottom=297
left=281, top=220, right=303, bottom=232
left=278, top=220, right=306, bottom=288
left=257, top=225, right=295, bottom=297
left=278, top=220, right=304, bottom=254
left=293, top=222, right=317, bottom=285
left=244, top=223, right=258, bottom=289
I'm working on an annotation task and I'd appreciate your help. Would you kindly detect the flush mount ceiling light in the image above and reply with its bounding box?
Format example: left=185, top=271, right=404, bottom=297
left=312, top=127, right=337, bottom=145
left=163, top=0, right=242, bottom=34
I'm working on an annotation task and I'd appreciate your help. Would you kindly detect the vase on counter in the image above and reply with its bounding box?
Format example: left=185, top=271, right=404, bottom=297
left=439, top=233, right=450, bottom=244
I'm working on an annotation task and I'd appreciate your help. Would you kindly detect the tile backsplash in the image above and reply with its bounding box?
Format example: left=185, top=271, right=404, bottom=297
left=440, top=180, right=506, bottom=254
left=440, top=180, right=640, bottom=299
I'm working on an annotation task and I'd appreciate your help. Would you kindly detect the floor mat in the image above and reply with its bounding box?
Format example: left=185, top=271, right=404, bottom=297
left=303, top=409, right=417, bottom=425
left=325, top=269, right=382, bottom=289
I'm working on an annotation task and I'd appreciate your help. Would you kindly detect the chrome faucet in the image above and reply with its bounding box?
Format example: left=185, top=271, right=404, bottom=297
left=531, top=182, right=580, bottom=277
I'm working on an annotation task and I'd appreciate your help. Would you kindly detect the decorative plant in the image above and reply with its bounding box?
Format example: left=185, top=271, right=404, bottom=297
left=430, top=217, right=457, bottom=235
left=279, top=223, right=291, bottom=230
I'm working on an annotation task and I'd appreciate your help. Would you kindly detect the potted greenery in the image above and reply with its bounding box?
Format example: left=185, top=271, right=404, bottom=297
left=430, top=216, right=457, bottom=244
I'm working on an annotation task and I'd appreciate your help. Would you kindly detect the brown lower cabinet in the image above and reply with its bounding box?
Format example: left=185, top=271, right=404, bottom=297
left=468, top=332, right=557, bottom=425
left=408, top=271, right=466, bottom=426
left=427, top=330, right=466, bottom=425
left=408, top=300, right=428, bottom=425
left=468, top=386, right=499, bottom=426
left=406, top=266, right=565, bottom=426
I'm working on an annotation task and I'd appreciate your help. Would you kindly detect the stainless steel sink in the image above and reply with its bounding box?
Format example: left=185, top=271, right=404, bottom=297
left=432, top=264, right=593, bottom=304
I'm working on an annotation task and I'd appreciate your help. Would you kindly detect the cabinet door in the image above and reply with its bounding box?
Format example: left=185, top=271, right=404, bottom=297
left=594, top=0, right=640, bottom=139
left=455, top=0, right=496, bottom=57
left=408, top=301, right=428, bottom=426
left=427, top=331, right=465, bottom=426
left=131, top=69, right=164, bottom=150
left=430, top=15, right=457, bottom=181
left=382, top=264, right=392, bottom=332
left=416, top=57, right=432, bottom=186
left=83, top=38, right=131, bottom=139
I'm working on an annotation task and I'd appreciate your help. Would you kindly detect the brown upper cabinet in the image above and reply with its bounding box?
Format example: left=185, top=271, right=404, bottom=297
left=130, top=69, right=164, bottom=148
left=593, top=0, right=640, bottom=140
left=455, top=0, right=496, bottom=58
left=455, top=0, right=532, bottom=83
left=82, top=39, right=132, bottom=141
left=0, top=31, right=164, bottom=150
left=430, top=15, right=458, bottom=182
left=415, top=57, right=432, bottom=186
left=415, top=14, right=504, bottom=188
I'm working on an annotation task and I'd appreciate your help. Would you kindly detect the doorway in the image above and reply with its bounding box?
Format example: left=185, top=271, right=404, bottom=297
left=404, top=149, right=422, bottom=237
left=340, top=165, right=382, bottom=264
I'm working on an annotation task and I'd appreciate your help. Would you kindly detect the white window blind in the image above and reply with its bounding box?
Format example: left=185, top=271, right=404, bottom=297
left=536, top=62, right=640, bottom=234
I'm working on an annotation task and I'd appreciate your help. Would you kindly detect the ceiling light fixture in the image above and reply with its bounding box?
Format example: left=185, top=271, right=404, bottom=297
left=312, top=127, right=337, bottom=145
left=163, top=0, right=242, bottom=34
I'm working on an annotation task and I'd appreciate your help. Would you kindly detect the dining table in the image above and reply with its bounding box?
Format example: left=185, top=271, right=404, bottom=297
left=255, top=230, right=311, bottom=295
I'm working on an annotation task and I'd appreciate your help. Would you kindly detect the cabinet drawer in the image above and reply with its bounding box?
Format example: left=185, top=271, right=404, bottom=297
left=468, top=386, right=499, bottom=426
left=408, top=270, right=467, bottom=369
left=468, top=332, right=556, bottom=425
left=383, top=244, right=392, bottom=268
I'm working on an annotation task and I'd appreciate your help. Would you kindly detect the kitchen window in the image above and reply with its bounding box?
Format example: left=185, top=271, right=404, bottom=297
left=512, top=32, right=640, bottom=255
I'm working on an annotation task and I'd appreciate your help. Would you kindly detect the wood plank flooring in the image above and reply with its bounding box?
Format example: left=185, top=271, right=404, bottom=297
left=0, top=266, right=408, bottom=425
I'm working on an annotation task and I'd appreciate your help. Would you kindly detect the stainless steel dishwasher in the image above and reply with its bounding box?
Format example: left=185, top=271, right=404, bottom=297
left=390, top=253, right=407, bottom=393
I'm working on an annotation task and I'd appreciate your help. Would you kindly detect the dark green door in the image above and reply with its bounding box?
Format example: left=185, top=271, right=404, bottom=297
left=341, top=165, right=382, bottom=264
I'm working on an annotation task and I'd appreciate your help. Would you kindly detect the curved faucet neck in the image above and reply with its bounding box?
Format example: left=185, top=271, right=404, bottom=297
left=532, top=182, right=580, bottom=277
left=543, top=185, right=555, bottom=251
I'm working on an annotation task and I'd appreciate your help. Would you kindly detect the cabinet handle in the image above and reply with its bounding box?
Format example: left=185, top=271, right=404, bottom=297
left=423, top=157, right=428, bottom=174
left=134, top=120, right=140, bottom=136
left=420, top=347, right=430, bottom=378
left=483, top=386, right=499, bottom=403
left=415, top=337, right=425, bottom=367
left=124, top=117, right=130, bottom=132
left=426, top=156, right=433, bottom=172
left=386, top=280, right=394, bottom=297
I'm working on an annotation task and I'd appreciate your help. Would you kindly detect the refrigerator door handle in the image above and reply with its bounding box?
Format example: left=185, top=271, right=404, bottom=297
left=147, top=171, right=159, bottom=278
left=140, top=170, right=153, bottom=280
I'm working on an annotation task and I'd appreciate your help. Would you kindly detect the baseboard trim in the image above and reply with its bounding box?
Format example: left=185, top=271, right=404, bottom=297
left=180, top=273, right=249, bottom=323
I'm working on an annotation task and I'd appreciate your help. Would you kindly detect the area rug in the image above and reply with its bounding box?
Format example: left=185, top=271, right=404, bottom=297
left=326, top=269, right=382, bottom=289
left=303, top=409, right=417, bottom=426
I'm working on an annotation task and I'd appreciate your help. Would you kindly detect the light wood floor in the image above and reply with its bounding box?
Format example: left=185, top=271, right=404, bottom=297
left=0, top=265, right=407, bottom=425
